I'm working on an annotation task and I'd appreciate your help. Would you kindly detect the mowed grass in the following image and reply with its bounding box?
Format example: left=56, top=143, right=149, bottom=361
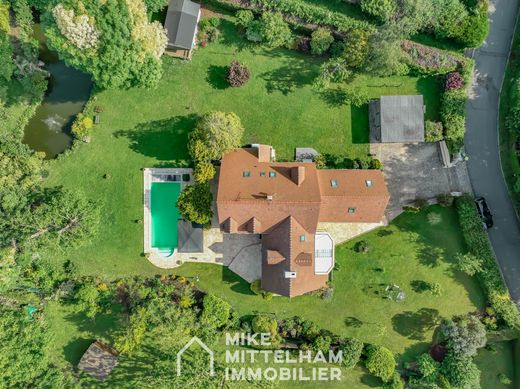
left=475, top=341, right=517, bottom=388
left=174, top=206, right=484, bottom=357
left=44, top=17, right=440, bottom=277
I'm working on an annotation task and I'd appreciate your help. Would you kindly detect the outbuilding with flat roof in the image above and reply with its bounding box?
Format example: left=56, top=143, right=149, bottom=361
left=369, top=95, right=425, bottom=143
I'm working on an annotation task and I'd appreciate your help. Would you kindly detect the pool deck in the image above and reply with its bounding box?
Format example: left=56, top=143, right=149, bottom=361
left=143, top=168, right=193, bottom=258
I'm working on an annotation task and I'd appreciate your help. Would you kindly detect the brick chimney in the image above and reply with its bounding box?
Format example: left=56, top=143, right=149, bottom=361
left=291, top=166, right=305, bottom=186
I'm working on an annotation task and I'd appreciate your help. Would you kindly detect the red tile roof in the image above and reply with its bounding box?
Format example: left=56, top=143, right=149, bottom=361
left=217, top=146, right=390, bottom=297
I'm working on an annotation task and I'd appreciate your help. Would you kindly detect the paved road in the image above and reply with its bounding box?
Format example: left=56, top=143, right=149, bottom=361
left=465, top=0, right=520, bottom=306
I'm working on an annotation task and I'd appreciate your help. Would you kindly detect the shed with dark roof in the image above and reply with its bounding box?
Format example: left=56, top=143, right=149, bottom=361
left=177, top=220, right=203, bottom=253
left=164, top=0, right=201, bottom=59
left=369, top=95, right=425, bottom=143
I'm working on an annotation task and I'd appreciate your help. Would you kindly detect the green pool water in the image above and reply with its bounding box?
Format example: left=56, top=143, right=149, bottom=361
left=151, top=182, right=182, bottom=250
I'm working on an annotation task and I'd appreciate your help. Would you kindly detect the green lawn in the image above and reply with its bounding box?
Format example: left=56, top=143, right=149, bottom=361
left=175, top=206, right=484, bottom=357
left=475, top=341, right=517, bottom=388
left=45, top=16, right=441, bottom=277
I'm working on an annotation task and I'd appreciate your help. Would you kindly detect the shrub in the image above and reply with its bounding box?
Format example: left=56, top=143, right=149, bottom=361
left=194, top=162, right=216, bottom=183
left=227, top=60, right=250, bottom=87
left=313, top=58, right=351, bottom=90
left=312, top=335, right=332, bottom=353
left=250, top=280, right=262, bottom=295
left=383, top=373, right=404, bottom=389
left=365, top=345, right=396, bottom=382
left=427, top=212, right=442, bottom=225
left=417, top=353, right=440, bottom=379
left=252, top=315, right=277, bottom=336
left=314, top=153, right=326, bottom=169
left=514, top=177, right=520, bottom=193
left=321, top=287, right=333, bottom=300
left=188, top=111, right=244, bottom=162
left=259, top=12, right=291, bottom=48
left=71, top=113, right=94, bottom=141
left=310, top=28, right=333, bottom=55
left=262, top=291, right=273, bottom=301
left=426, top=121, right=444, bottom=142
left=455, top=252, right=483, bottom=276
left=415, top=198, right=429, bottom=209
left=437, top=193, right=454, bottom=207
left=201, top=294, right=231, bottom=329
left=441, top=352, right=480, bottom=389
left=445, top=71, right=465, bottom=91
left=177, top=183, right=213, bottom=225
left=236, top=10, right=254, bottom=29
left=441, top=89, right=467, bottom=152
left=360, top=0, right=397, bottom=22
left=302, top=320, right=320, bottom=341
left=354, top=240, right=369, bottom=253
left=245, top=20, right=263, bottom=42
left=340, top=338, right=364, bottom=368
left=498, top=373, right=512, bottom=385
left=439, top=315, right=486, bottom=357
left=369, top=159, right=383, bottom=170
left=335, top=28, right=370, bottom=69
left=343, top=86, right=370, bottom=107
left=455, top=195, right=520, bottom=329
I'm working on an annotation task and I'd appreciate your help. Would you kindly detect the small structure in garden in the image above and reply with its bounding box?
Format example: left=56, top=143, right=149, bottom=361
left=385, top=284, right=406, bottom=302
left=78, top=340, right=119, bottom=381
left=164, top=0, right=201, bottom=60
left=295, top=147, right=319, bottom=162
left=177, top=220, right=204, bottom=253
left=369, top=95, right=425, bottom=143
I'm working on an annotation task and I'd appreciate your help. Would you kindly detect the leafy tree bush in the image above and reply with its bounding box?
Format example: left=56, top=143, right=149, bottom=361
left=340, top=337, right=364, bottom=368
left=437, top=193, right=454, bottom=207
left=333, top=28, right=370, bottom=69
left=498, top=373, right=512, bottom=385
left=360, top=0, right=397, bottom=22
left=252, top=315, right=277, bottom=336
left=201, top=294, right=231, bottom=329
left=365, top=26, right=409, bottom=76
left=301, top=320, right=320, bottom=341
left=310, top=27, right=333, bottom=55
left=71, top=113, right=94, bottom=141
left=455, top=252, right=483, bottom=276
left=365, top=345, right=396, bottom=382
left=193, top=161, right=216, bottom=183
left=250, top=280, right=262, bottom=295
left=43, top=0, right=167, bottom=89
left=188, top=111, right=244, bottom=162
left=0, top=1, right=13, bottom=83
left=176, top=183, right=213, bottom=225
left=430, top=0, right=469, bottom=40
left=383, top=373, right=404, bottom=389
left=455, top=195, right=520, bottom=329
left=312, top=335, right=332, bottom=353
left=245, top=20, right=263, bottom=42
left=144, top=0, right=168, bottom=13
left=425, top=121, right=444, bottom=142
left=313, top=58, right=351, bottom=90
left=236, top=10, right=254, bottom=29
left=198, top=17, right=221, bottom=44
left=369, top=159, right=383, bottom=170
left=445, top=71, right=465, bottom=91
left=294, top=36, right=311, bottom=53
left=441, top=352, right=481, bottom=389
left=416, top=353, right=440, bottom=380
left=343, top=85, right=370, bottom=107
left=440, top=315, right=486, bottom=357
left=441, top=88, right=467, bottom=151
left=355, top=240, right=369, bottom=253
left=227, top=60, right=250, bottom=87
left=259, top=12, right=291, bottom=48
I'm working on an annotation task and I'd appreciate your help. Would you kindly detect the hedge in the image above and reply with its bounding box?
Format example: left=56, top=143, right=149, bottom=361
left=455, top=195, right=520, bottom=330
left=208, top=0, right=374, bottom=34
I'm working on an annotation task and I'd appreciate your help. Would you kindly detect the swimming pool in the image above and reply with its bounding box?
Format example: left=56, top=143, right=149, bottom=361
left=150, top=182, right=182, bottom=251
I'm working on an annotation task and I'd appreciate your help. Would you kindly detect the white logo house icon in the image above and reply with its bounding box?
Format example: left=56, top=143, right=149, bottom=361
left=176, top=336, right=215, bottom=377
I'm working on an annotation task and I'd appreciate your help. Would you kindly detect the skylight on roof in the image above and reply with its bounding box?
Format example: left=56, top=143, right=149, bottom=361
left=260, top=171, right=266, bottom=177
left=330, top=179, right=338, bottom=188
left=269, top=171, right=276, bottom=178
left=299, top=235, right=305, bottom=242
left=366, top=180, right=373, bottom=187
left=243, top=170, right=251, bottom=177
left=348, top=207, right=356, bottom=214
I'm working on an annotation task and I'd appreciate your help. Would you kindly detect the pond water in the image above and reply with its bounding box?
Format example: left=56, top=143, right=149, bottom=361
left=22, top=24, right=92, bottom=159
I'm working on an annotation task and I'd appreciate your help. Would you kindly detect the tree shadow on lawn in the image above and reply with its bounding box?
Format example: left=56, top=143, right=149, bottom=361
left=206, top=65, right=229, bottom=90
left=391, top=308, right=441, bottom=341
left=351, top=104, right=369, bottom=144
left=221, top=266, right=255, bottom=295
left=259, top=55, right=318, bottom=95
left=114, top=115, right=196, bottom=161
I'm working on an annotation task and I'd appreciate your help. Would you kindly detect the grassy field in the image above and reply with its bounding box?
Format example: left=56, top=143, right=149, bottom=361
left=475, top=341, right=517, bottom=388
left=44, top=17, right=441, bottom=277
left=499, top=13, right=520, bottom=215
left=43, top=206, right=485, bottom=388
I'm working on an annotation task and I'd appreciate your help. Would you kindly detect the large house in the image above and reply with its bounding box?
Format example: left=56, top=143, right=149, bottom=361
left=216, top=145, right=390, bottom=297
